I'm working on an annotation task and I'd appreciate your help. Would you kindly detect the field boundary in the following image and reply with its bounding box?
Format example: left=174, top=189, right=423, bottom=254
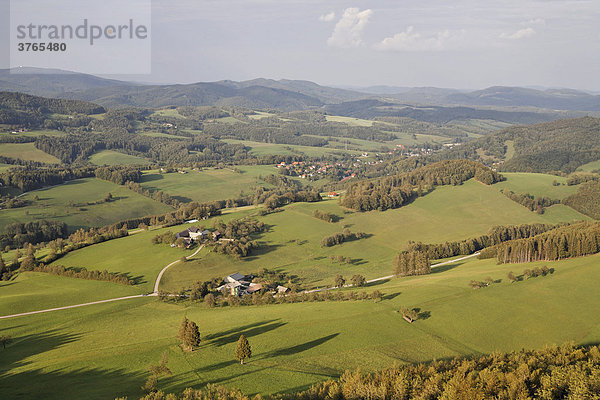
left=0, top=250, right=479, bottom=320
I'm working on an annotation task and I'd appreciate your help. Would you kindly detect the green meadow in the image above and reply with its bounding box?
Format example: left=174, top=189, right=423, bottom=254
left=161, top=179, right=588, bottom=290
left=89, top=150, right=151, bottom=166
left=495, top=172, right=577, bottom=199
left=0, top=142, right=61, bottom=164
left=140, top=166, right=278, bottom=203
left=0, top=168, right=597, bottom=400
left=577, top=160, right=600, bottom=172
left=46, top=178, right=589, bottom=295
left=0, top=178, right=172, bottom=232
left=221, top=139, right=361, bottom=157
left=3, top=253, right=600, bottom=399
left=49, top=225, right=195, bottom=293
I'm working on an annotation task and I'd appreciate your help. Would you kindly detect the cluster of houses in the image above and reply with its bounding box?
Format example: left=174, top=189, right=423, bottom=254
left=217, top=273, right=290, bottom=297
left=277, top=161, right=359, bottom=181
left=174, top=226, right=221, bottom=246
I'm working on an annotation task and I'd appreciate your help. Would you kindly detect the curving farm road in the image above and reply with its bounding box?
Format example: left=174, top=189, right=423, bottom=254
left=0, top=248, right=478, bottom=320
left=0, top=244, right=205, bottom=320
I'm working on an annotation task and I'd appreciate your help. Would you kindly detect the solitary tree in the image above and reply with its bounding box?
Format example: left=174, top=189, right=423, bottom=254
left=234, top=334, right=252, bottom=365
left=0, top=335, right=12, bottom=349
left=177, top=317, right=189, bottom=340
left=508, top=271, right=517, bottom=283
left=183, top=321, right=200, bottom=351
left=334, top=275, right=345, bottom=288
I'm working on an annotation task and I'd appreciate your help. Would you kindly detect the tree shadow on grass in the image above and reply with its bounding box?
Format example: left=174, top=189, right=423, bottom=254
left=412, top=307, right=431, bottom=320
left=383, top=292, right=401, bottom=300
left=173, top=195, right=193, bottom=203
left=141, top=173, right=164, bottom=183
left=0, top=329, right=146, bottom=400
left=204, top=319, right=286, bottom=347
left=364, top=279, right=390, bottom=287
left=431, top=261, right=465, bottom=274
left=262, top=333, right=339, bottom=358
left=241, top=243, right=283, bottom=262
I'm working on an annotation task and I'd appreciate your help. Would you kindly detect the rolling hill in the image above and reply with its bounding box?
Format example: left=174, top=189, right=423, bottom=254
left=441, top=116, right=600, bottom=173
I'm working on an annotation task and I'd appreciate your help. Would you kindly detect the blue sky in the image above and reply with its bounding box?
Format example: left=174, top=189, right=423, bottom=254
left=2, top=0, right=600, bottom=90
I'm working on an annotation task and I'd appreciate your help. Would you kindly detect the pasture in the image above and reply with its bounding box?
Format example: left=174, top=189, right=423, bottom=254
left=139, top=166, right=278, bottom=203
left=2, top=252, right=600, bottom=399
left=89, top=150, right=151, bottom=166
left=0, top=142, right=61, bottom=164
left=0, top=178, right=172, bottom=232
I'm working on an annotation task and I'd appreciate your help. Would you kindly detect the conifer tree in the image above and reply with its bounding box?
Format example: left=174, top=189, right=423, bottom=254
left=234, top=334, right=252, bottom=365
left=177, top=317, right=189, bottom=340
left=183, top=321, right=200, bottom=351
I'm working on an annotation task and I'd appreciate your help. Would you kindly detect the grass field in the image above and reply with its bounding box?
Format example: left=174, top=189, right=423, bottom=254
left=0, top=272, right=140, bottom=316
left=89, top=150, right=151, bottom=166
left=160, top=179, right=588, bottom=290
left=325, top=115, right=374, bottom=127
left=495, top=172, right=577, bottom=199
left=0, top=143, right=61, bottom=164
left=577, top=160, right=600, bottom=172
left=0, top=178, right=172, bottom=232
left=140, top=166, right=277, bottom=203
left=48, top=224, right=196, bottom=293
left=221, top=139, right=361, bottom=157
left=3, top=252, right=600, bottom=399
left=152, top=109, right=186, bottom=119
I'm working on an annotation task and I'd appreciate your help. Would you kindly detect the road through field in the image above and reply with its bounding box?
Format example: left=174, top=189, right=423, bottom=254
left=0, top=249, right=477, bottom=320
left=0, top=244, right=205, bottom=320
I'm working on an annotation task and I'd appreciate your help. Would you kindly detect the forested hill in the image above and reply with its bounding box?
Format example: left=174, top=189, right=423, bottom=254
left=440, top=116, right=600, bottom=173
left=64, top=83, right=325, bottom=111
left=0, top=92, right=106, bottom=127
left=0, top=92, right=105, bottom=115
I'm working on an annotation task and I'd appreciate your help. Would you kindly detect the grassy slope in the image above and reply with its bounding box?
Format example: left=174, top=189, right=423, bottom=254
left=0, top=143, right=61, bottom=164
left=221, top=139, right=361, bottom=157
left=0, top=178, right=172, bottom=232
left=0, top=272, right=140, bottom=315
left=577, top=160, right=600, bottom=172
left=158, top=178, right=588, bottom=290
left=49, top=226, right=196, bottom=293
left=495, top=172, right=577, bottom=199
left=46, top=178, right=589, bottom=295
left=325, top=115, right=374, bottom=126
left=140, top=166, right=277, bottom=203
left=89, top=150, right=150, bottom=166
left=3, top=253, right=600, bottom=399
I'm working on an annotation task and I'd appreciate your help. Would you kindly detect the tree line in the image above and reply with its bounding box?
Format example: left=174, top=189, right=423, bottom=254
left=406, top=223, right=560, bottom=260
left=481, top=221, right=600, bottom=263
left=341, top=160, right=502, bottom=212
left=28, top=264, right=135, bottom=285
left=501, top=190, right=560, bottom=214
left=563, top=181, right=600, bottom=219
left=394, top=250, right=431, bottom=277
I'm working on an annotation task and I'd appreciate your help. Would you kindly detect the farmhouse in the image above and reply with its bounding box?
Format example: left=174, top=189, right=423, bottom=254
left=217, top=273, right=256, bottom=296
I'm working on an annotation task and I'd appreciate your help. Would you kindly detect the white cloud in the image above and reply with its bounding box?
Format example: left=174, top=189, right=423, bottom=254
left=374, top=26, right=465, bottom=52
left=524, top=18, right=546, bottom=26
left=327, top=8, right=372, bottom=48
left=319, top=12, right=335, bottom=22
left=500, top=27, right=536, bottom=40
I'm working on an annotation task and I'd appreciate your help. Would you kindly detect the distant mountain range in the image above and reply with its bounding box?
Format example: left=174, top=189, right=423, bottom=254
left=1, top=68, right=600, bottom=112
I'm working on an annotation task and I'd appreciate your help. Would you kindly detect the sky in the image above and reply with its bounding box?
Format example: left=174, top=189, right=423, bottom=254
left=1, top=0, right=600, bottom=90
